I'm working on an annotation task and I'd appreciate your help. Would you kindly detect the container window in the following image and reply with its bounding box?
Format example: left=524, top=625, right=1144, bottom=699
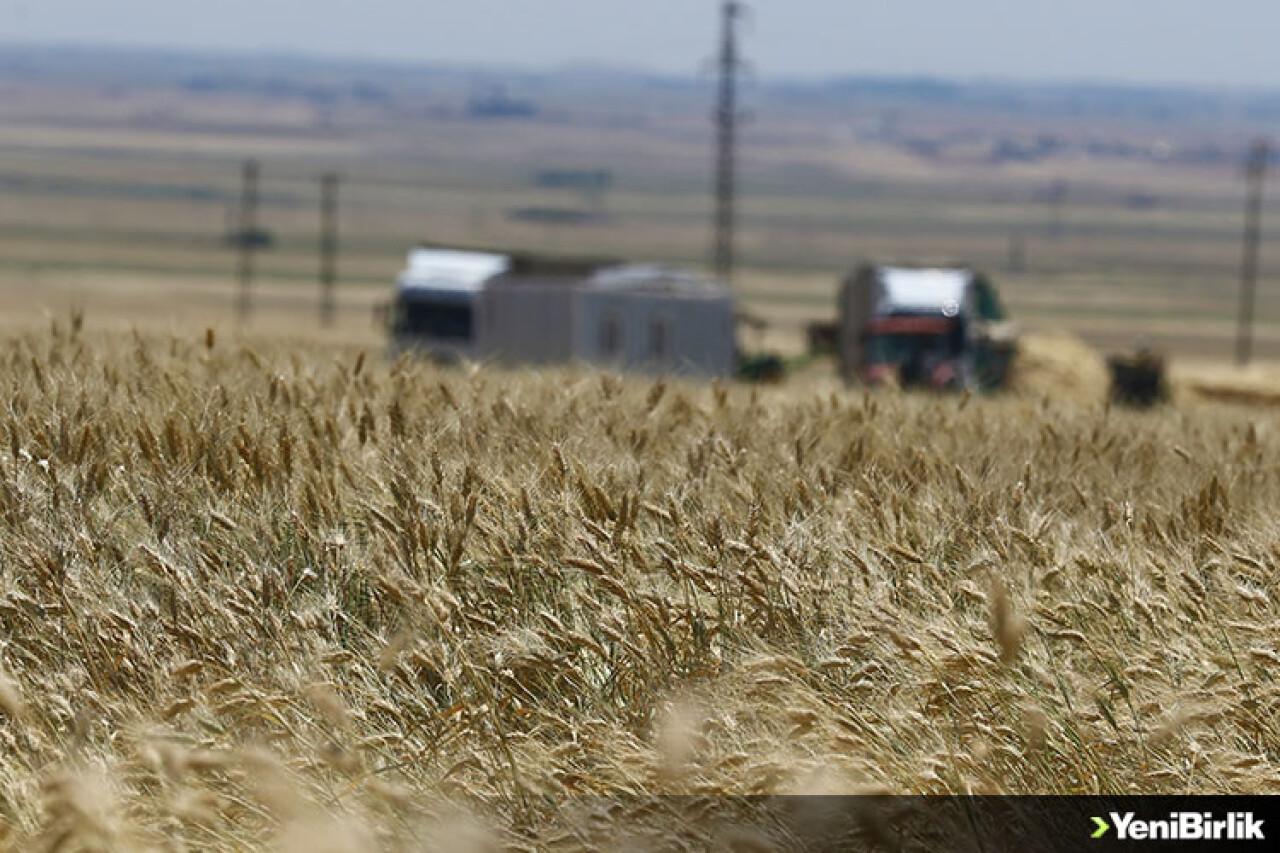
left=396, top=296, right=473, bottom=341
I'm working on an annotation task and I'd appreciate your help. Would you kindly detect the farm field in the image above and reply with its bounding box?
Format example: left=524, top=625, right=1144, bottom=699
left=2, top=49, right=1280, bottom=850
left=0, top=326, right=1277, bottom=850
left=2, top=51, right=1280, bottom=363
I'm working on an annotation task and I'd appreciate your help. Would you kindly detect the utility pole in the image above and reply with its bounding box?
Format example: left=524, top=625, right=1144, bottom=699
left=236, top=158, right=260, bottom=321
left=1236, top=139, right=1269, bottom=367
left=712, top=1, right=748, bottom=285
left=319, top=172, right=339, bottom=328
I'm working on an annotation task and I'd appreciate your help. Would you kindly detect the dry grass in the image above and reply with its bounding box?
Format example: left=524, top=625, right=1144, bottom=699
left=0, top=321, right=1277, bottom=850
left=1174, top=361, right=1280, bottom=408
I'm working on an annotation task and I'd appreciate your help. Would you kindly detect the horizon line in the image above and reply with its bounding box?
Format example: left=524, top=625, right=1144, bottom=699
left=1, top=39, right=1277, bottom=98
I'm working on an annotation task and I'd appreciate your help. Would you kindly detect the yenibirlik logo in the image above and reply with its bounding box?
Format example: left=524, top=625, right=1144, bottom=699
left=1091, top=812, right=1265, bottom=842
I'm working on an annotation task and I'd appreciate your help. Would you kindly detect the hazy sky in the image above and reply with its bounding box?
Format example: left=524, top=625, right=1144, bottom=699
left=4, top=1, right=1279, bottom=88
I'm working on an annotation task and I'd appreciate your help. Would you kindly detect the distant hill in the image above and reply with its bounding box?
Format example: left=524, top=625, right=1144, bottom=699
left=2, top=43, right=1279, bottom=121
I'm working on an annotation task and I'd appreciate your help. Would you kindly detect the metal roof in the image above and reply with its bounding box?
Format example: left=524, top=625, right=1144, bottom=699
left=395, top=249, right=728, bottom=300
left=587, top=264, right=728, bottom=296
left=398, top=248, right=509, bottom=293
left=485, top=261, right=729, bottom=298
left=878, top=267, right=971, bottom=315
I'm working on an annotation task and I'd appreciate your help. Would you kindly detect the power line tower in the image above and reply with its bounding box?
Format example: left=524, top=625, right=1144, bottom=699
left=712, top=1, right=749, bottom=285
left=1236, top=138, right=1269, bottom=366
left=235, top=158, right=260, bottom=321
left=318, top=172, right=340, bottom=328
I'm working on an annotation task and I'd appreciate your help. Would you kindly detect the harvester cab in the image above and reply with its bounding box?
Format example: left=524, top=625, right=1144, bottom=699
left=384, top=247, right=510, bottom=363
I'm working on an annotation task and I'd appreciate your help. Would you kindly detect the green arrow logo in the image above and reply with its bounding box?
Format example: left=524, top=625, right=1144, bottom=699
left=1091, top=816, right=1111, bottom=839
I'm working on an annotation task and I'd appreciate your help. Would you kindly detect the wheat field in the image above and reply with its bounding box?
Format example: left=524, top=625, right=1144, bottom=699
left=0, top=321, right=1276, bottom=851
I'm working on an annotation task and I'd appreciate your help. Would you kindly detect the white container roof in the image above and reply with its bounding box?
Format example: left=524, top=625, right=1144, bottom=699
left=587, top=263, right=728, bottom=296
left=399, top=248, right=509, bottom=293
left=878, top=267, right=971, bottom=315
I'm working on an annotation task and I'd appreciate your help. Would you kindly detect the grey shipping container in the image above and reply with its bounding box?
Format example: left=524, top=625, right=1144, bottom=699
left=479, top=263, right=736, bottom=377
left=389, top=249, right=737, bottom=378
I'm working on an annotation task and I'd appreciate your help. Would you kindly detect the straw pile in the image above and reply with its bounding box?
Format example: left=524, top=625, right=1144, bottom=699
left=1008, top=330, right=1110, bottom=406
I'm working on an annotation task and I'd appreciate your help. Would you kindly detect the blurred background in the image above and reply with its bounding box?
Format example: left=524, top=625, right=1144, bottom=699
left=1, top=0, right=1279, bottom=363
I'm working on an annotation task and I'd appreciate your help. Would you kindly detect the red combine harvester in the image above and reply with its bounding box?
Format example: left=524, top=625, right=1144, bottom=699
left=838, top=264, right=1017, bottom=392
